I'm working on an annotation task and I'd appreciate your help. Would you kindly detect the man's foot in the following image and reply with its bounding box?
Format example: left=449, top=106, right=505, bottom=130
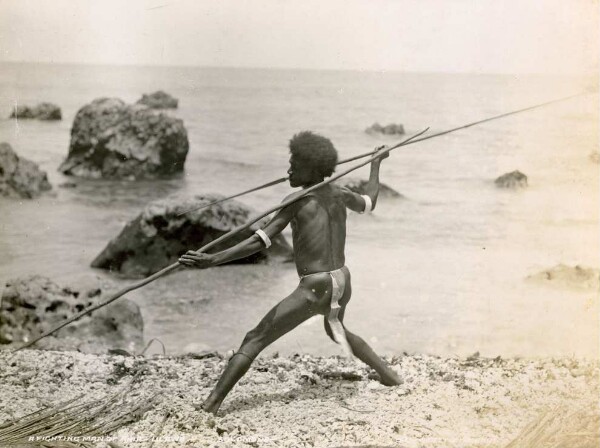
left=378, top=367, right=403, bottom=386
left=200, top=396, right=222, bottom=415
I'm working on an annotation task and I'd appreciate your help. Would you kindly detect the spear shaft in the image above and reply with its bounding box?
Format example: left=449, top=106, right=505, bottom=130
left=177, top=91, right=588, bottom=216
left=14, top=128, right=429, bottom=352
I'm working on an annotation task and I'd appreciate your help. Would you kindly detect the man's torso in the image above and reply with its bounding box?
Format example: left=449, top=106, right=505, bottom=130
left=290, top=185, right=347, bottom=276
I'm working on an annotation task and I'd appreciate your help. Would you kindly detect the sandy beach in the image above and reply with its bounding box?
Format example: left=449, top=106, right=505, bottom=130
left=1, top=349, right=597, bottom=447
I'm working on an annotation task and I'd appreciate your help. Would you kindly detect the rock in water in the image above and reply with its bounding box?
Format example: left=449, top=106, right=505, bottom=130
left=365, top=122, right=405, bottom=135
left=136, top=90, right=179, bottom=109
left=9, top=102, right=62, bottom=120
left=495, top=170, right=528, bottom=189
left=528, top=265, right=600, bottom=290
left=91, top=194, right=293, bottom=278
left=335, top=177, right=404, bottom=199
left=58, top=98, right=189, bottom=180
left=0, top=142, right=52, bottom=198
left=0, top=275, right=144, bottom=354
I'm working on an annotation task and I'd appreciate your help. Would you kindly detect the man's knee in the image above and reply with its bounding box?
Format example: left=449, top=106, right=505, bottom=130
left=240, top=327, right=268, bottom=356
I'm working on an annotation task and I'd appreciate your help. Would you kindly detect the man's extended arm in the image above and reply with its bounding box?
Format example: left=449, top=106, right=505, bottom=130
left=178, top=196, right=297, bottom=269
left=342, top=146, right=389, bottom=213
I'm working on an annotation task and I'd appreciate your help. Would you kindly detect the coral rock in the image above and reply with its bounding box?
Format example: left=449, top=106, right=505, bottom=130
left=366, top=122, right=405, bottom=135
left=136, top=91, right=179, bottom=109
left=0, top=142, right=52, bottom=198
left=494, top=170, right=528, bottom=189
left=9, top=102, right=62, bottom=120
left=0, top=275, right=144, bottom=354
left=91, top=193, right=293, bottom=278
left=527, top=264, right=600, bottom=290
left=59, top=98, right=189, bottom=180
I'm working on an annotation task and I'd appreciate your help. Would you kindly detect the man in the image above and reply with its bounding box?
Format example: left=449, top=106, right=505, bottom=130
left=179, top=131, right=402, bottom=415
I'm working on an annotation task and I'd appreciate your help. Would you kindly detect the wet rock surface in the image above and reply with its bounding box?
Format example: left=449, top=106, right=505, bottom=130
left=58, top=98, right=189, bottom=180
left=91, top=194, right=293, bottom=278
left=365, top=123, right=405, bottom=135
left=0, top=142, right=52, bottom=198
left=0, top=275, right=143, bottom=354
left=0, top=350, right=597, bottom=448
left=528, top=264, right=600, bottom=290
left=9, top=102, right=62, bottom=120
left=136, top=90, right=179, bottom=109
left=335, top=177, right=404, bottom=199
left=495, top=170, right=528, bottom=189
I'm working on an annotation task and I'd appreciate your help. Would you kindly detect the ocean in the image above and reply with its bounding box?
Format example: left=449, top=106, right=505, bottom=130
left=0, top=62, right=597, bottom=358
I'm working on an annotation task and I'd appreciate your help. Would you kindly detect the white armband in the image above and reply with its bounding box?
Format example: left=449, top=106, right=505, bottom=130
left=254, top=229, right=272, bottom=248
left=360, top=195, right=373, bottom=214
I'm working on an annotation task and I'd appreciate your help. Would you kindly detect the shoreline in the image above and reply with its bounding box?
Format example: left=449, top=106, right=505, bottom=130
left=1, top=349, right=598, bottom=448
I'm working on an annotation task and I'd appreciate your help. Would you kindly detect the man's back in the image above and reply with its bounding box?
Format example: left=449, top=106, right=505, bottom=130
left=290, top=184, right=347, bottom=276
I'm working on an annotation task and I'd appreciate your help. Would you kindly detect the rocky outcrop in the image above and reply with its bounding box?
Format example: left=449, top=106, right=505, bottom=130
left=528, top=264, right=600, bottom=290
left=365, top=122, right=405, bottom=135
left=0, top=142, right=52, bottom=198
left=58, top=98, right=189, bottom=180
left=0, top=275, right=144, bottom=354
left=9, top=102, right=62, bottom=120
left=495, top=170, right=528, bottom=189
left=335, top=177, right=404, bottom=199
left=91, top=194, right=293, bottom=278
left=136, top=91, right=178, bottom=109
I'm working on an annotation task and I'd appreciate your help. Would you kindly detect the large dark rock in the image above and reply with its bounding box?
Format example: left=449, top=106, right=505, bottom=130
left=0, top=275, right=144, bottom=354
left=365, top=122, right=405, bottom=136
left=335, top=177, right=404, bottom=199
left=527, top=265, right=600, bottom=290
left=0, top=142, right=52, bottom=198
left=495, top=170, right=528, bottom=189
left=9, top=102, right=62, bottom=120
left=58, top=98, right=189, bottom=180
left=136, top=90, right=178, bottom=109
left=91, top=194, right=293, bottom=278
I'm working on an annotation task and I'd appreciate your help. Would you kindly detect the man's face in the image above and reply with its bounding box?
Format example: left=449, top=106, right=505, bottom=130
left=287, top=157, right=313, bottom=188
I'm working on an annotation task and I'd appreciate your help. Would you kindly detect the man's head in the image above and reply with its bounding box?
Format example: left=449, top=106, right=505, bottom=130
left=287, top=131, right=338, bottom=188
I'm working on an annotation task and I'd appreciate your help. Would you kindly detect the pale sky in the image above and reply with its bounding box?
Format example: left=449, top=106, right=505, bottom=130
left=0, top=0, right=597, bottom=74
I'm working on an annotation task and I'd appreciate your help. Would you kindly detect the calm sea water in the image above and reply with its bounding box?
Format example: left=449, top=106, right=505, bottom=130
left=0, top=62, right=597, bottom=358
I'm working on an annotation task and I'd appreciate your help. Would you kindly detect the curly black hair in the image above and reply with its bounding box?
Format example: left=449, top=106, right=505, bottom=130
left=288, top=131, right=338, bottom=178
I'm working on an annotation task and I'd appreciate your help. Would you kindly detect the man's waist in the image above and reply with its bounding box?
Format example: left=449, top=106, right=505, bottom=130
left=299, top=265, right=347, bottom=279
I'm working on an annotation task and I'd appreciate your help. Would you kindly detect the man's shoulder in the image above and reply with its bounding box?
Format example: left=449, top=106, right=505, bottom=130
left=283, top=185, right=346, bottom=209
left=281, top=191, right=317, bottom=216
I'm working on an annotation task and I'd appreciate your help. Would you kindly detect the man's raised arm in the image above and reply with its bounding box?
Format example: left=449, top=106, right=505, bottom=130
left=342, top=146, right=389, bottom=213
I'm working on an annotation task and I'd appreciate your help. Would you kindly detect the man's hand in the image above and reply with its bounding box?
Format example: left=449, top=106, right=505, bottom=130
left=374, top=145, right=390, bottom=161
left=178, top=251, right=216, bottom=269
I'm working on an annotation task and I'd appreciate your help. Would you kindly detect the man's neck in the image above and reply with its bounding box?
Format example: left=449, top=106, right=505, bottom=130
left=302, top=179, right=324, bottom=189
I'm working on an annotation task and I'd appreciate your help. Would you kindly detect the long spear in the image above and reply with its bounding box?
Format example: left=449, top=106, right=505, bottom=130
left=13, top=128, right=429, bottom=352
left=175, top=147, right=386, bottom=216
left=177, top=91, right=589, bottom=217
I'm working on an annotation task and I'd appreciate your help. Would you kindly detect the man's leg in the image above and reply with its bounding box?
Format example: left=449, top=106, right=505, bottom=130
left=344, top=329, right=403, bottom=386
left=323, top=274, right=402, bottom=386
left=324, top=316, right=402, bottom=386
left=202, top=286, right=318, bottom=414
